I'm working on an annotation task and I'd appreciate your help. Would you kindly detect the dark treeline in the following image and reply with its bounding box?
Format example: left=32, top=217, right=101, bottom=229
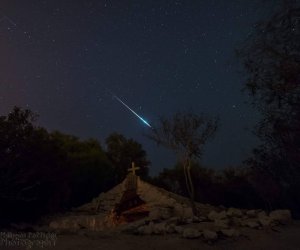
left=0, top=107, right=150, bottom=226
left=149, top=162, right=288, bottom=214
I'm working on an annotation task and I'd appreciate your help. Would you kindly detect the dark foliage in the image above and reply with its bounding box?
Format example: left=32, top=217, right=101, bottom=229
left=0, top=107, right=70, bottom=225
left=0, top=107, right=132, bottom=226
left=50, top=132, right=114, bottom=208
left=149, top=162, right=265, bottom=210
left=146, top=112, right=218, bottom=214
left=105, top=132, right=150, bottom=184
left=237, top=2, right=300, bottom=217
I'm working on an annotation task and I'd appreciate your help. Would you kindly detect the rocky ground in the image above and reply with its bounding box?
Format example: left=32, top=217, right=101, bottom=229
left=1, top=221, right=300, bottom=250
left=41, top=222, right=300, bottom=250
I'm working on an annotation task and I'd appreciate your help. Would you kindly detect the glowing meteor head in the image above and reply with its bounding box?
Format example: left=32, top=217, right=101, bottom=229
left=141, top=118, right=152, bottom=128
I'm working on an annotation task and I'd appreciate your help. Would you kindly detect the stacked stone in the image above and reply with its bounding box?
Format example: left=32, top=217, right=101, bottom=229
left=48, top=175, right=293, bottom=239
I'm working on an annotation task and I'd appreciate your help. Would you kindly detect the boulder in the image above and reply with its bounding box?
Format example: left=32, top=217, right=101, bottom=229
left=173, top=203, right=184, bottom=217
left=166, top=224, right=176, bottom=234
left=202, top=229, right=218, bottom=241
left=195, top=216, right=206, bottom=222
left=161, top=198, right=176, bottom=207
left=227, top=208, right=243, bottom=218
left=182, top=228, right=201, bottom=239
left=221, top=229, right=240, bottom=237
left=258, top=216, right=274, bottom=227
left=208, top=210, right=227, bottom=221
left=174, top=226, right=184, bottom=234
left=269, top=210, right=292, bottom=224
left=160, top=207, right=173, bottom=220
left=208, top=211, right=219, bottom=221
left=230, top=217, right=242, bottom=227
left=148, top=208, right=161, bottom=221
left=218, top=211, right=227, bottom=219
left=137, top=226, right=144, bottom=234
left=257, top=211, right=267, bottom=218
left=244, top=220, right=260, bottom=229
left=143, top=225, right=153, bottom=235
left=137, top=225, right=152, bottom=235
left=152, top=222, right=167, bottom=235
left=185, top=215, right=202, bottom=224
left=182, top=207, right=194, bottom=219
left=214, top=219, right=230, bottom=229
left=246, top=210, right=257, bottom=218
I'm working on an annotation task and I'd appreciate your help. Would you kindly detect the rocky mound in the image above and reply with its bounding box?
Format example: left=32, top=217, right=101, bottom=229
left=47, top=176, right=293, bottom=242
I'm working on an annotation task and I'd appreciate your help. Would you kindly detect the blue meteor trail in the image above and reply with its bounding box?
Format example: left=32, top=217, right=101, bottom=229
left=112, top=94, right=152, bottom=128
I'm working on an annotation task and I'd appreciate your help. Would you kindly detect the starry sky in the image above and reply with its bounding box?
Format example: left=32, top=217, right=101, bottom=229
left=0, top=1, right=278, bottom=175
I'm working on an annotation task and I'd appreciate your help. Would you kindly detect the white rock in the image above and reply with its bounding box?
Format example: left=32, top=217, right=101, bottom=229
left=202, top=229, right=218, bottom=241
left=269, top=210, right=292, bottom=224
left=182, top=228, right=201, bottom=239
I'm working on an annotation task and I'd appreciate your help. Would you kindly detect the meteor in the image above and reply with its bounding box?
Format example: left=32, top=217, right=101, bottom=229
left=112, top=94, right=152, bottom=128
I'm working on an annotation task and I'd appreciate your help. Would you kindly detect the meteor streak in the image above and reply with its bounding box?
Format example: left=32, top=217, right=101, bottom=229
left=112, top=94, right=152, bottom=128
left=0, top=15, right=17, bottom=27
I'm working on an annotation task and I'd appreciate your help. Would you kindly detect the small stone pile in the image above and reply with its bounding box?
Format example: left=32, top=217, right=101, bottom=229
left=48, top=176, right=215, bottom=232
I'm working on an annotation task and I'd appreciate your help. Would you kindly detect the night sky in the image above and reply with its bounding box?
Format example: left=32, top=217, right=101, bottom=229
left=0, top=1, right=277, bottom=174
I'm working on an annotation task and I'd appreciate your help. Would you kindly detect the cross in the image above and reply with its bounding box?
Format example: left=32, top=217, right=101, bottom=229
left=128, top=162, right=140, bottom=176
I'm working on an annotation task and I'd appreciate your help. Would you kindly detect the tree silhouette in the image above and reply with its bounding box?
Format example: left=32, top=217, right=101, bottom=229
left=0, top=107, right=70, bottom=224
left=146, top=112, right=218, bottom=215
left=238, top=2, right=300, bottom=213
left=51, top=131, right=114, bottom=207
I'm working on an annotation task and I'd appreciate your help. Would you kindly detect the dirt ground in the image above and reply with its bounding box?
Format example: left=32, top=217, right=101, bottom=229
left=1, top=221, right=300, bottom=250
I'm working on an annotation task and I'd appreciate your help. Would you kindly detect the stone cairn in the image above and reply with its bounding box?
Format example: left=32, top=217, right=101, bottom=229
left=48, top=162, right=293, bottom=242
